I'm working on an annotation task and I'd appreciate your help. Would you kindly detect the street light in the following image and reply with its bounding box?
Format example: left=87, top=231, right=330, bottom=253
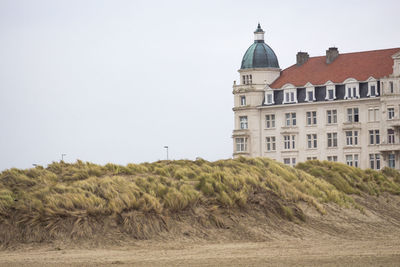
left=163, top=146, right=169, bottom=160
left=61, top=154, right=66, bottom=161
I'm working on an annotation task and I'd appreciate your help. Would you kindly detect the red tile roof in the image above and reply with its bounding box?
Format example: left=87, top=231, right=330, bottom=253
left=270, top=48, right=400, bottom=89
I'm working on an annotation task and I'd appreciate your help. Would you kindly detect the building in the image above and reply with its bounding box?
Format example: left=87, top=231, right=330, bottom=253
left=232, top=24, right=400, bottom=170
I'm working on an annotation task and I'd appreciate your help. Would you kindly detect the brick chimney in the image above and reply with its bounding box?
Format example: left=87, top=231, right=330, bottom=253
left=296, top=52, right=309, bottom=66
left=326, top=47, right=339, bottom=64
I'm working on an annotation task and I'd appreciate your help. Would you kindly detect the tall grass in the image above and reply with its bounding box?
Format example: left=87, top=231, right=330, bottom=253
left=0, top=157, right=399, bottom=242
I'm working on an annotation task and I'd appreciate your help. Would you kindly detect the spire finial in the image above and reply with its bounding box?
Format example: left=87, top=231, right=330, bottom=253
left=254, top=23, right=265, bottom=42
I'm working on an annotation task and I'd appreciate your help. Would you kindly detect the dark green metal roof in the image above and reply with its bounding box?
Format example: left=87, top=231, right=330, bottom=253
left=240, top=42, right=280, bottom=69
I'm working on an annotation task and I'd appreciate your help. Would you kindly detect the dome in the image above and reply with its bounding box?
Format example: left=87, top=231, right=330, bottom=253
left=240, top=24, right=280, bottom=69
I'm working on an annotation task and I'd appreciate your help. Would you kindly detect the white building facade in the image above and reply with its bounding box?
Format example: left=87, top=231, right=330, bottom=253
left=232, top=24, right=400, bottom=170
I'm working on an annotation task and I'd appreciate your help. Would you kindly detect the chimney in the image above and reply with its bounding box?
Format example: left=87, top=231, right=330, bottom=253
left=326, top=47, right=339, bottom=64
left=296, top=52, right=309, bottom=66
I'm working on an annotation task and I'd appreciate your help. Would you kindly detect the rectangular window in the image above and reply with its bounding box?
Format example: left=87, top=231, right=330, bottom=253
left=306, top=111, right=317, bottom=125
left=290, top=92, right=295, bottom=102
left=347, top=87, right=352, bottom=98
left=347, top=108, right=359, bottom=123
left=285, top=92, right=290, bottom=103
left=328, top=89, right=334, bottom=100
left=307, top=134, right=317, bottom=149
left=388, top=108, right=395, bottom=120
left=307, top=157, right=317, bottom=160
left=327, top=110, right=337, bottom=124
left=266, top=93, right=273, bottom=104
left=240, top=96, right=246, bottom=106
left=239, top=116, right=248, bottom=129
left=346, top=154, right=359, bottom=167
left=285, top=113, right=296, bottom=126
left=369, top=154, right=381, bottom=170
left=235, top=138, right=247, bottom=152
left=345, top=130, right=358, bottom=146
left=390, top=81, right=394, bottom=93
left=265, top=114, right=275, bottom=128
left=353, top=87, right=357, bottom=98
left=370, top=85, right=376, bottom=96
left=327, top=156, right=338, bottom=162
left=283, top=158, right=296, bottom=167
left=307, top=91, right=313, bottom=102
left=389, top=154, right=396, bottom=168
left=369, top=130, right=380, bottom=145
left=284, top=135, right=296, bottom=150
left=327, top=132, right=338, bottom=148
left=266, top=136, right=276, bottom=151
left=368, top=107, right=380, bottom=122
left=388, top=129, right=395, bottom=144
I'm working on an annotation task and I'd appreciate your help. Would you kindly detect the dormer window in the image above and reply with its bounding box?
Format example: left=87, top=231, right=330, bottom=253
left=305, top=88, right=315, bottom=102
left=367, top=78, right=378, bottom=97
left=282, top=84, right=297, bottom=104
left=264, top=87, right=274, bottom=105
left=344, top=79, right=359, bottom=99
left=283, top=90, right=297, bottom=104
left=324, top=82, right=336, bottom=100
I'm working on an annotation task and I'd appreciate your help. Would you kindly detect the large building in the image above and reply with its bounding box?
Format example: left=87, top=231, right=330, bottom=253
left=232, top=24, right=400, bottom=170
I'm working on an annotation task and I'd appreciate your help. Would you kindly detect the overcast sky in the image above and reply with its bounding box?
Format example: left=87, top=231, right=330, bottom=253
left=1, top=0, right=399, bottom=170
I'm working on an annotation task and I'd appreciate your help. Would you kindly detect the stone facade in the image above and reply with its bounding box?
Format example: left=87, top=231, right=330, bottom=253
left=232, top=25, right=400, bottom=170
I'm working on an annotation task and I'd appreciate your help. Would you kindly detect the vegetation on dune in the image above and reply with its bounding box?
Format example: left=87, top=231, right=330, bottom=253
left=0, top=157, right=400, bottom=243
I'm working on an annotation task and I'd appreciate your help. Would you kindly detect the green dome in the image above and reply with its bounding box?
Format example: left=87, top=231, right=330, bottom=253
left=240, top=24, right=280, bottom=69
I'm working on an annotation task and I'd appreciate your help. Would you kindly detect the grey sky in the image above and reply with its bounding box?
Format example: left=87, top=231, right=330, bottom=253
left=1, top=0, right=399, bottom=170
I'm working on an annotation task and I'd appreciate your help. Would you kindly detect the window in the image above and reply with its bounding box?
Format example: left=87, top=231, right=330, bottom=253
left=242, top=75, right=252, bottom=85
left=240, top=96, right=246, bottom=106
left=389, top=154, right=396, bottom=168
left=306, top=87, right=315, bottom=102
left=369, top=130, right=380, bottom=145
left=266, top=93, right=273, bottom=104
left=388, top=108, right=395, bottom=120
left=368, top=107, right=380, bottom=122
left=346, top=154, right=359, bottom=167
left=249, top=75, right=252, bottom=84
left=327, top=156, right=338, bottom=162
left=265, top=114, right=275, bottom=128
left=307, top=134, right=317, bottom=149
left=345, top=130, right=358, bottom=146
left=327, top=132, right=338, bottom=147
left=325, top=86, right=336, bottom=100
left=284, top=135, right=296, bottom=150
left=284, top=158, right=297, bottom=167
left=390, top=81, right=394, bottom=93
left=283, top=90, right=297, bottom=104
left=347, top=108, right=359, bottom=123
left=235, top=138, right=247, bottom=152
left=370, top=85, right=376, bottom=96
left=306, top=111, right=317, bottom=125
left=285, top=113, right=296, bottom=126
left=307, top=91, right=313, bottom=102
left=307, top=156, right=317, bottom=160
left=345, top=84, right=359, bottom=99
left=388, top=129, right=395, bottom=144
left=327, top=110, right=337, bottom=124
left=369, top=154, right=381, bottom=170
left=239, top=116, right=248, bottom=129
left=266, top=136, right=276, bottom=151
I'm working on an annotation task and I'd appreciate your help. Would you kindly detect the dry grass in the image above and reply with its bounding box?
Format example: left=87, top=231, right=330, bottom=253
left=1, top=157, right=399, bottom=245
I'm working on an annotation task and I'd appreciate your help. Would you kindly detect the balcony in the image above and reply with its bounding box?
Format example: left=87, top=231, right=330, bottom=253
left=379, top=143, right=400, bottom=153
left=387, top=118, right=400, bottom=129
left=232, top=129, right=250, bottom=137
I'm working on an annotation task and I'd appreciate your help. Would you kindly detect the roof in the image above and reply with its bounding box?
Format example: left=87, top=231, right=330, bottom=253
left=241, top=42, right=280, bottom=69
left=270, top=48, right=400, bottom=88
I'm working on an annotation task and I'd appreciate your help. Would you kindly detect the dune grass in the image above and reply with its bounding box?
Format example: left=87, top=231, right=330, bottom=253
left=1, top=157, right=400, bottom=242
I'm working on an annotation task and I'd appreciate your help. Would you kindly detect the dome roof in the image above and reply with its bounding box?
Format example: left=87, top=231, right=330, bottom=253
left=240, top=24, right=280, bottom=69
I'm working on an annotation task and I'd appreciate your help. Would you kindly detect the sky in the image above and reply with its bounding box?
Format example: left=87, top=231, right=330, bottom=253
left=0, top=0, right=400, bottom=170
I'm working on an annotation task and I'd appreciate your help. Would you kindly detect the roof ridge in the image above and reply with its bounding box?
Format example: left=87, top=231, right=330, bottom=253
left=306, top=47, right=400, bottom=59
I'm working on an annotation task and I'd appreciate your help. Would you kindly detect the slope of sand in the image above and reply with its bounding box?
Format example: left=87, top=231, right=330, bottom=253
left=1, top=194, right=400, bottom=266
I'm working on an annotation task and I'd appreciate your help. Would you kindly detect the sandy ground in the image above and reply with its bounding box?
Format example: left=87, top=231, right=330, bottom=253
left=1, top=194, right=400, bottom=266
left=1, top=236, right=400, bottom=267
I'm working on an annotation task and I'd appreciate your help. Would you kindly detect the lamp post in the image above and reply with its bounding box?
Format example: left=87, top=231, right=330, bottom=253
left=163, top=146, right=169, bottom=160
left=61, top=154, right=66, bottom=161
